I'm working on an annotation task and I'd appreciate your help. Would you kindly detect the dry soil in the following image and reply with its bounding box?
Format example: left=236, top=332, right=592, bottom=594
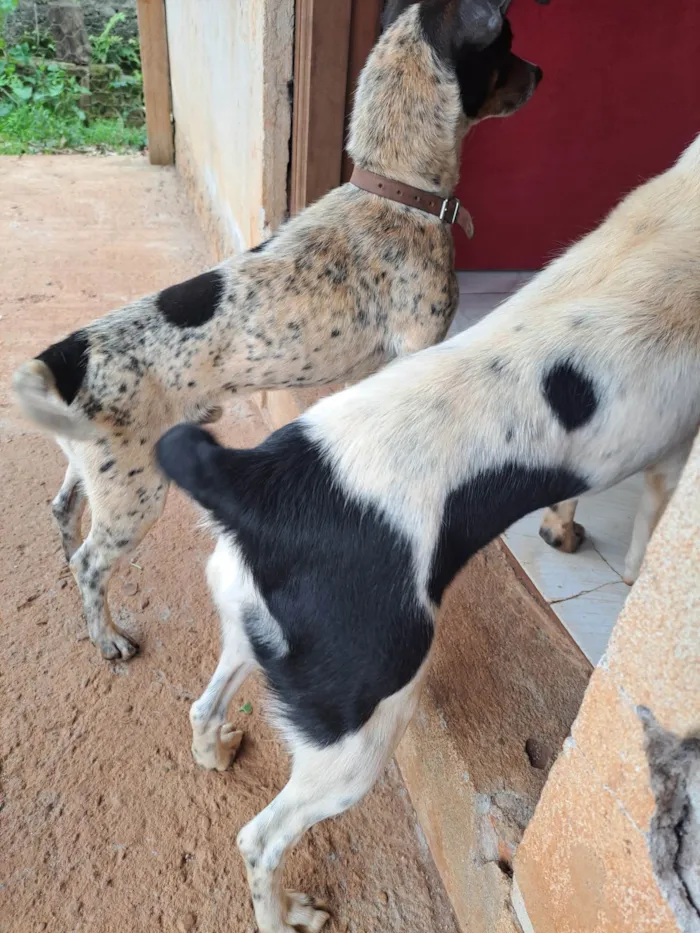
left=0, top=155, right=459, bottom=933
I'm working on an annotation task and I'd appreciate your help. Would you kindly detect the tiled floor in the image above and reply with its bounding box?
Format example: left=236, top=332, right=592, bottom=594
left=453, top=272, right=637, bottom=666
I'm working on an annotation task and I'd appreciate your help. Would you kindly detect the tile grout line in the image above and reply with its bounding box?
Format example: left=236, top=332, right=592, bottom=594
left=547, top=579, right=620, bottom=605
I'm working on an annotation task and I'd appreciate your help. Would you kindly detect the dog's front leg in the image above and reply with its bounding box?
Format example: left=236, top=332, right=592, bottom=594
left=538, top=498, right=584, bottom=553
left=623, top=443, right=691, bottom=584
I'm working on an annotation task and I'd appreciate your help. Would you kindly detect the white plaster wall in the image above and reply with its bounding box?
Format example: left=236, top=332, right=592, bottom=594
left=165, top=0, right=293, bottom=258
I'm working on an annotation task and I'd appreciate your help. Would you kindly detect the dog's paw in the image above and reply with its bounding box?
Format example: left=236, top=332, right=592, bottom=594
left=192, top=722, right=243, bottom=771
left=285, top=892, right=330, bottom=933
left=96, top=627, right=139, bottom=661
left=539, top=520, right=585, bottom=553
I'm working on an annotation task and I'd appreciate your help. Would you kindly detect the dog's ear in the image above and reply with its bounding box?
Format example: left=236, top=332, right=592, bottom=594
left=156, top=423, right=227, bottom=513
left=420, top=0, right=508, bottom=60
left=381, top=0, right=420, bottom=31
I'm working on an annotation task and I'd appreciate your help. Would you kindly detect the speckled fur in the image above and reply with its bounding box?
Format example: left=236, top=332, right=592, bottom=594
left=12, top=1, right=541, bottom=661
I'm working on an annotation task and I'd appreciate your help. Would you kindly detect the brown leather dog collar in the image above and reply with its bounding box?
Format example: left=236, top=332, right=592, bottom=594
left=350, top=167, right=474, bottom=239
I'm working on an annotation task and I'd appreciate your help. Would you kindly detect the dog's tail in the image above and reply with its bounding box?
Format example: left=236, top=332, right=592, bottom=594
left=156, top=423, right=239, bottom=518
left=13, top=332, right=98, bottom=441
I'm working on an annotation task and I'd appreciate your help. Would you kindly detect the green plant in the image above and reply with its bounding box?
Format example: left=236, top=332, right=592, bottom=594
left=0, top=4, right=145, bottom=154
left=89, top=12, right=143, bottom=122
left=0, top=0, right=20, bottom=53
left=0, top=105, right=146, bottom=154
left=0, top=43, right=87, bottom=119
left=90, top=12, right=141, bottom=73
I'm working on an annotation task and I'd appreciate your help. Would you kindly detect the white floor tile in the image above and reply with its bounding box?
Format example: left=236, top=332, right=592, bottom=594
left=503, top=511, right=621, bottom=603
left=448, top=294, right=507, bottom=335
left=552, top=582, right=632, bottom=666
left=503, top=482, right=643, bottom=665
left=457, top=271, right=533, bottom=294
left=574, top=476, right=644, bottom=577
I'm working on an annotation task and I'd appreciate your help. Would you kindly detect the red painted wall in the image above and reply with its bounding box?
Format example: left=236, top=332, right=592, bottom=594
left=454, top=0, right=700, bottom=270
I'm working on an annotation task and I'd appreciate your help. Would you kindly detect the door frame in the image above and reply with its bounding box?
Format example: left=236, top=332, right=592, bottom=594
left=289, top=0, right=383, bottom=215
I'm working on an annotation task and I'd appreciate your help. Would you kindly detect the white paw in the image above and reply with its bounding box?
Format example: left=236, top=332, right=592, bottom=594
left=192, top=722, right=243, bottom=771
left=285, top=892, right=330, bottom=933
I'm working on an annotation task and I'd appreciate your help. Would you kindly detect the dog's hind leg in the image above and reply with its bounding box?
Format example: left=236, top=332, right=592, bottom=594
left=70, top=465, right=168, bottom=660
left=52, top=459, right=86, bottom=562
left=190, top=537, right=257, bottom=770
left=237, top=664, right=428, bottom=933
left=189, top=619, right=254, bottom=771
left=538, top=498, right=584, bottom=553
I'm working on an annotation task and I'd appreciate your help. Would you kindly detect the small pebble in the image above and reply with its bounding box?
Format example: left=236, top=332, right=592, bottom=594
left=59, top=580, right=68, bottom=589
left=378, top=891, right=389, bottom=905
left=141, top=596, right=150, bottom=610
left=123, top=581, right=139, bottom=597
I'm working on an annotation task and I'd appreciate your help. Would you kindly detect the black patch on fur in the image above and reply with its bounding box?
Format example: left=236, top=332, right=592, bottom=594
left=156, top=423, right=434, bottom=747
left=157, top=269, right=225, bottom=329
left=542, top=361, right=598, bottom=432
left=381, top=0, right=418, bottom=31
left=383, top=0, right=520, bottom=120
left=37, top=330, right=89, bottom=405
left=249, top=237, right=274, bottom=254
left=99, top=459, right=116, bottom=474
left=428, top=464, right=588, bottom=603
left=453, top=20, right=516, bottom=117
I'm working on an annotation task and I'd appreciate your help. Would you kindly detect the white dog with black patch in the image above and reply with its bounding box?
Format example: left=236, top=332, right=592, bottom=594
left=157, top=133, right=700, bottom=932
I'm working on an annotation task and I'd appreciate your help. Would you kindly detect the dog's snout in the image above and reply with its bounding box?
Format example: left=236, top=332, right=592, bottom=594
left=532, top=64, right=543, bottom=86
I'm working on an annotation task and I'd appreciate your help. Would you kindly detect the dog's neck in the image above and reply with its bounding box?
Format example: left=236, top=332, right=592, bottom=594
left=347, top=9, right=469, bottom=197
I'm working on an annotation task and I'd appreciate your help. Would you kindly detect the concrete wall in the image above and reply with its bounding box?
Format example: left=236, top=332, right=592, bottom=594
left=165, top=0, right=294, bottom=258
left=514, top=431, right=700, bottom=933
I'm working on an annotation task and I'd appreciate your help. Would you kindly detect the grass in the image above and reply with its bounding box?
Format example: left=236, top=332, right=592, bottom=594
left=0, top=104, right=146, bottom=154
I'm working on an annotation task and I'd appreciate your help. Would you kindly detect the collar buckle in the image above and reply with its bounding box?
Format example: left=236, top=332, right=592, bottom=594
left=439, top=196, right=461, bottom=225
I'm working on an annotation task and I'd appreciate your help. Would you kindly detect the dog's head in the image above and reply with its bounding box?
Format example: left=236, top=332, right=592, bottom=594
left=348, top=0, right=543, bottom=192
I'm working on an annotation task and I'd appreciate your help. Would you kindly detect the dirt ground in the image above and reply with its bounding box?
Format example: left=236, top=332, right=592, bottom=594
left=0, top=156, right=459, bottom=933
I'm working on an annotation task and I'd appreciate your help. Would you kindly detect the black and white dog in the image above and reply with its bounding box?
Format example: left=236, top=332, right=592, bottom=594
left=157, top=135, right=700, bottom=932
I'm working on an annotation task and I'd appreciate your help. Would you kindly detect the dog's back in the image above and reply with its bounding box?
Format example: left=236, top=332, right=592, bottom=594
left=298, top=134, right=700, bottom=572
left=509, top=133, right=700, bottom=350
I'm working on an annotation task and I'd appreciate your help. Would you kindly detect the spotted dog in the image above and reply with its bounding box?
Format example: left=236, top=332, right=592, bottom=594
left=12, top=0, right=542, bottom=663
left=157, top=133, right=700, bottom=932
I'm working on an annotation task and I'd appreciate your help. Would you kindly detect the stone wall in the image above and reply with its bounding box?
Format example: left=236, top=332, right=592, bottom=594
left=6, top=0, right=137, bottom=47
left=165, top=0, right=294, bottom=258
left=513, top=430, right=700, bottom=933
